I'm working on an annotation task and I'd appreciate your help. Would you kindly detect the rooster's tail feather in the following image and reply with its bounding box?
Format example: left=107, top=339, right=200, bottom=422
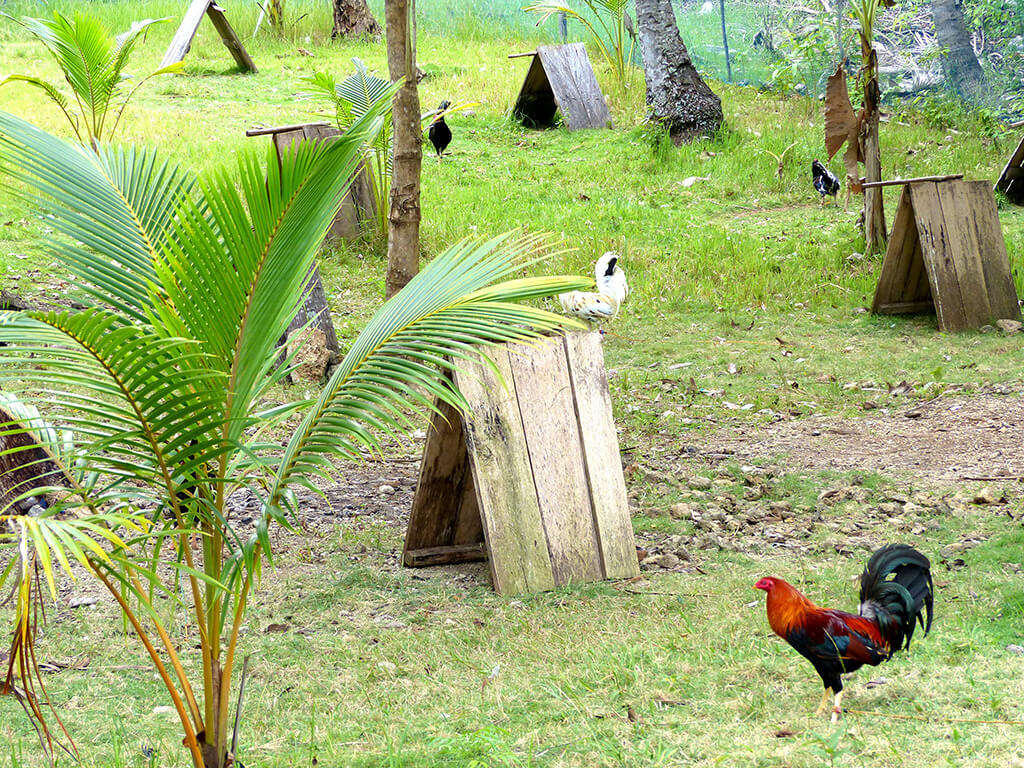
left=859, top=544, right=933, bottom=653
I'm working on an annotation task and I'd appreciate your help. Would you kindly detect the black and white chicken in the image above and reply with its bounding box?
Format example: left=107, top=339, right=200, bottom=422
left=812, top=159, right=840, bottom=206
left=559, top=252, right=629, bottom=328
left=428, top=100, right=452, bottom=160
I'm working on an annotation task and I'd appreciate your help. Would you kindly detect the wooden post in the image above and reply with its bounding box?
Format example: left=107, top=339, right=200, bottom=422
left=162, top=0, right=257, bottom=72
left=719, top=0, right=731, bottom=83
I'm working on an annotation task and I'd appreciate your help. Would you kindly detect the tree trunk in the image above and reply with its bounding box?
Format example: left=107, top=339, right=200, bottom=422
left=635, top=0, right=723, bottom=143
left=862, top=79, right=886, bottom=255
left=332, top=0, right=382, bottom=39
left=930, top=0, right=984, bottom=98
left=384, top=0, right=421, bottom=299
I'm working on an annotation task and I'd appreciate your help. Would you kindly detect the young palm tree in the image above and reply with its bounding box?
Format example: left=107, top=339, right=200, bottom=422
left=0, top=108, right=587, bottom=768
left=0, top=11, right=181, bottom=150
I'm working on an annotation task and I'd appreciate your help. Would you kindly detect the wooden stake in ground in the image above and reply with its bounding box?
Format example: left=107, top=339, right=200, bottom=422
left=384, top=0, right=421, bottom=298
left=331, top=0, right=381, bottom=39
left=161, top=0, right=256, bottom=72
left=635, top=0, right=723, bottom=143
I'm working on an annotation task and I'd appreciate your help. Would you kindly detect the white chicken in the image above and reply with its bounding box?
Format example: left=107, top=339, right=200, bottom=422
left=559, top=252, right=629, bottom=328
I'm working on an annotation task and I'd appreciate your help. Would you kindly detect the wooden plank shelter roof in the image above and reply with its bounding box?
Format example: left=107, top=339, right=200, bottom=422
left=511, top=43, right=611, bottom=131
left=872, top=178, right=1021, bottom=331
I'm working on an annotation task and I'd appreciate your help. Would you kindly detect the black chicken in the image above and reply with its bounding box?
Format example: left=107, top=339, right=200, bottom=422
left=812, top=159, right=840, bottom=205
left=428, top=100, right=452, bottom=160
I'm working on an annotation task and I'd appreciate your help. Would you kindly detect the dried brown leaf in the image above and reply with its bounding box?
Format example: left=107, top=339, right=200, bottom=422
left=844, top=141, right=862, bottom=194
left=824, top=63, right=858, bottom=160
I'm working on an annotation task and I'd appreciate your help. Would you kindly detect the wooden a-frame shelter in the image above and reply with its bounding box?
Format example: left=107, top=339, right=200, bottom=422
left=995, top=134, right=1024, bottom=204
left=402, top=332, right=639, bottom=595
left=510, top=44, right=611, bottom=131
left=161, top=0, right=257, bottom=72
left=871, top=178, right=1020, bottom=331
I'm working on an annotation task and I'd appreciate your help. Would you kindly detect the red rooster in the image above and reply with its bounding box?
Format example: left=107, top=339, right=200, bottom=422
left=754, top=544, right=933, bottom=722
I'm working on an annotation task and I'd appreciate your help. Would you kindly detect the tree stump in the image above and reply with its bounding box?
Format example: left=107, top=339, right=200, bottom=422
left=332, top=0, right=382, bottom=39
left=636, top=0, right=723, bottom=143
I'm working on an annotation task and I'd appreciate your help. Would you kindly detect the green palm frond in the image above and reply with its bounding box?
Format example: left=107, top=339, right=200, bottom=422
left=156, top=108, right=389, bottom=440
left=0, top=112, right=195, bottom=321
left=0, top=100, right=590, bottom=766
left=1, top=12, right=176, bottom=146
left=0, top=308, right=228, bottom=502
left=301, top=59, right=401, bottom=238
left=335, top=58, right=401, bottom=120
left=269, top=233, right=588, bottom=504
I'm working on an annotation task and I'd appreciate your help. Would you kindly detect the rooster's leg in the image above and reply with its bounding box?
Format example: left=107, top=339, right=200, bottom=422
left=815, top=687, right=831, bottom=716
left=831, top=690, right=844, bottom=723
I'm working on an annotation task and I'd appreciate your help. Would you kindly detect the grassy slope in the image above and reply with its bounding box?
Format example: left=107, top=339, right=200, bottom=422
left=1, top=3, right=1024, bottom=767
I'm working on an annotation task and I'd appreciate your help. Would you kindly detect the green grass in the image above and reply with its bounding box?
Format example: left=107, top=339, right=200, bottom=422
left=2, top=5, right=1024, bottom=767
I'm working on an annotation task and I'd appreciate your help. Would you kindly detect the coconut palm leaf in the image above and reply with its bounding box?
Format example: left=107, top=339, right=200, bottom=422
left=1, top=12, right=176, bottom=146
left=334, top=58, right=401, bottom=120
left=155, top=110, right=389, bottom=445
left=0, top=112, right=195, bottom=321
left=0, top=309, right=228, bottom=504
left=269, top=232, right=588, bottom=503
left=0, top=100, right=590, bottom=767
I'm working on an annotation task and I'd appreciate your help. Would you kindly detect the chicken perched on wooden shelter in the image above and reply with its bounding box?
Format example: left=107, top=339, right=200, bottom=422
left=559, top=252, right=629, bottom=328
left=812, top=159, right=841, bottom=205
left=428, top=100, right=452, bottom=160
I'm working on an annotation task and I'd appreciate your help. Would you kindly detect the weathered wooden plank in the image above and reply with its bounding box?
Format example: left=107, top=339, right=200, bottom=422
left=161, top=0, right=211, bottom=68
left=937, top=180, right=992, bottom=328
left=995, top=135, right=1024, bottom=203
left=536, top=43, right=611, bottom=131
left=454, top=348, right=556, bottom=595
left=563, top=332, right=639, bottom=580
left=861, top=174, right=963, bottom=189
left=874, top=300, right=935, bottom=314
left=404, top=544, right=487, bottom=567
left=206, top=4, right=258, bottom=72
left=872, top=188, right=918, bottom=311
left=508, top=339, right=602, bottom=586
left=403, top=397, right=483, bottom=564
left=910, top=182, right=969, bottom=331
left=963, top=181, right=1022, bottom=322
left=245, top=122, right=332, bottom=137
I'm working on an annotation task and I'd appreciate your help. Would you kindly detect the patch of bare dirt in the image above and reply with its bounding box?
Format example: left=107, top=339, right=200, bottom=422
left=709, top=390, right=1024, bottom=482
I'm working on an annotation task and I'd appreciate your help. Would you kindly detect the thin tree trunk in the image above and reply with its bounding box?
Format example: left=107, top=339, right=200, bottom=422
left=862, top=80, right=886, bottom=254
left=930, top=0, right=984, bottom=97
left=636, top=0, right=723, bottom=143
left=332, top=0, right=382, bottom=39
left=860, top=43, right=885, bottom=256
left=385, top=0, right=421, bottom=299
